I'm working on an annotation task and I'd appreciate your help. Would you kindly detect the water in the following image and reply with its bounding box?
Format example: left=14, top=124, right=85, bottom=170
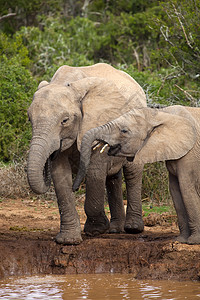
left=0, top=274, right=199, bottom=300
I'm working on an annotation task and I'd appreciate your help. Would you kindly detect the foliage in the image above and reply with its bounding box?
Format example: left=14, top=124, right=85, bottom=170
left=158, top=0, right=200, bottom=77
left=123, top=65, right=199, bottom=106
left=0, top=0, right=199, bottom=209
left=0, top=0, right=84, bottom=34
left=90, top=10, right=154, bottom=67
left=14, top=0, right=199, bottom=105
left=19, top=16, right=98, bottom=78
left=16, top=4, right=165, bottom=77
left=148, top=0, right=200, bottom=104
left=0, top=33, right=37, bottom=161
left=0, top=32, right=31, bottom=67
left=88, top=0, right=160, bottom=17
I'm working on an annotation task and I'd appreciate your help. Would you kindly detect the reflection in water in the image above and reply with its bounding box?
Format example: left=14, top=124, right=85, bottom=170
left=0, top=274, right=200, bottom=300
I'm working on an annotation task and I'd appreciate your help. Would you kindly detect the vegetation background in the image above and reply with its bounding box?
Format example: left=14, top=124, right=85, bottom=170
left=0, top=0, right=199, bottom=208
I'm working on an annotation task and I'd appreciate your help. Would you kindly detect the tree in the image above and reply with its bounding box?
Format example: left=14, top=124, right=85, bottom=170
left=146, top=0, right=200, bottom=105
left=0, top=0, right=86, bottom=34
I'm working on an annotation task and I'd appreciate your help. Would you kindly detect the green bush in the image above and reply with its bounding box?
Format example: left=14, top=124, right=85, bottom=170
left=147, top=0, right=200, bottom=105
left=120, top=65, right=199, bottom=106
left=88, top=0, right=160, bottom=16
left=0, top=33, right=37, bottom=161
left=0, top=0, right=73, bottom=34
left=19, top=16, right=99, bottom=78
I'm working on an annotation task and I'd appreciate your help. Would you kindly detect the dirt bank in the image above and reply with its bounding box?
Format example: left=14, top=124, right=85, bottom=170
left=0, top=197, right=200, bottom=281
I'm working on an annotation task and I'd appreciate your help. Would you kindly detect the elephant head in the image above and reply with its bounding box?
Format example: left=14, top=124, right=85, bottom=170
left=73, top=105, right=197, bottom=191
left=27, top=64, right=146, bottom=194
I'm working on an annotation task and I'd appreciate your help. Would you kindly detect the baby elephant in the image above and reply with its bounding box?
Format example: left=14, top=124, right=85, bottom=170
left=73, top=105, right=200, bottom=244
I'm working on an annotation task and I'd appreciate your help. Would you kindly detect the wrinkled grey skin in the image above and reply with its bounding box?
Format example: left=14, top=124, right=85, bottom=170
left=74, top=105, right=200, bottom=244
left=27, top=63, right=147, bottom=245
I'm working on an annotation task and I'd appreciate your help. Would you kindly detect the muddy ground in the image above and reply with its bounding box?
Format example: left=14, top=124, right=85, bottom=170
left=0, top=196, right=200, bottom=281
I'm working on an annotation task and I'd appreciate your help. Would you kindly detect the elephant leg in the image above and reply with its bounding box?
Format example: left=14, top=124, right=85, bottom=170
left=178, top=172, right=200, bottom=245
left=123, top=162, right=144, bottom=234
left=106, top=170, right=125, bottom=233
left=51, top=151, right=82, bottom=245
left=168, top=172, right=190, bottom=243
left=84, top=162, right=110, bottom=236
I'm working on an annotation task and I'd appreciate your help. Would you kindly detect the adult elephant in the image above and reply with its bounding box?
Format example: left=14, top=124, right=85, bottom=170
left=27, top=63, right=146, bottom=245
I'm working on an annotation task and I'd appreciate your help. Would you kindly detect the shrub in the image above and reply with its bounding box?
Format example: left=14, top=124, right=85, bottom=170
left=0, top=33, right=37, bottom=161
left=19, top=16, right=98, bottom=78
left=121, top=65, right=199, bottom=106
left=0, top=158, right=56, bottom=200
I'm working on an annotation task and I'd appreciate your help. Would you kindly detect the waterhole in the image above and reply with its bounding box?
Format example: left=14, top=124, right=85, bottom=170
left=0, top=274, right=200, bottom=300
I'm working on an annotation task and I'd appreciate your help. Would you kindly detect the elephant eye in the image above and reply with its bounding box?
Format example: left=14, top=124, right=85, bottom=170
left=121, top=129, right=129, bottom=134
left=61, top=117, right=69, bottom=125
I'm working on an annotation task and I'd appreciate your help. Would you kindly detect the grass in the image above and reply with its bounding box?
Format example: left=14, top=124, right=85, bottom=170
left=104, top=202, right=174, bottom=218
left=142, top=204, right=174, bottom=217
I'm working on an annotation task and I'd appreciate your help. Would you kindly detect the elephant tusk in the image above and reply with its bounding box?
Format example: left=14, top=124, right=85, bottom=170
left=92, top=142, right=103, bottom=151
left=100, top=143, right=109, bottom=153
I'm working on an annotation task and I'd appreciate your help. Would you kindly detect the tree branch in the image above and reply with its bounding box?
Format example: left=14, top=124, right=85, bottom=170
left=174, top=84, right=197, bottom=105
left=172, top=3, right=193, bottom=49
left=0, top=13, right=16, bottom=22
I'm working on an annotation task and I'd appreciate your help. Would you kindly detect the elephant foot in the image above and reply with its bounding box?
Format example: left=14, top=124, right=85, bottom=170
left=55, top=230, right=83, bottom=245
left=84, top=213, right=110, bottom=236
left=124, top=217, right=144, bottom=234
left=109, top=220, right=125, bottom=233
left=187, top=233, right=200, bottom=245
left=175, top=234, right=188, bottom=244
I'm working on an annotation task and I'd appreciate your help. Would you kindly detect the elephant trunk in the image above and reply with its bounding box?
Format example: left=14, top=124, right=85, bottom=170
left=27, top=135, right=58, bottom=194
left=72, top=124, right=111, bottom=191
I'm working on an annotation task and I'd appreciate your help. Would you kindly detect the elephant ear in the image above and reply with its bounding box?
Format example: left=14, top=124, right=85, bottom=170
left=37, top=80, right=49, bottom=90
left=134, top=108, right=197, bottom=164
left=74, top=77, right=135, bottom=150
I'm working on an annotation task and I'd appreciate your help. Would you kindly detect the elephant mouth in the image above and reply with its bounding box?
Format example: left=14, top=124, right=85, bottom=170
left=92, top=141, right=135, bottom=161
left=108, top=144, right=135, bottom=161
left=107, top=143, right=122, bottom=156
left=92, top=140, right=122, bottom=156
left=126, top=156, right=135, bottom=162
left=50, top=148, right=60, bottom=161
left=49, top=139, right=62, bottom=161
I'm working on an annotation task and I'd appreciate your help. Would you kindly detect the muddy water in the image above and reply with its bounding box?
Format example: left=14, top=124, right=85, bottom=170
left=0, top=274, right=199, bottom=300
